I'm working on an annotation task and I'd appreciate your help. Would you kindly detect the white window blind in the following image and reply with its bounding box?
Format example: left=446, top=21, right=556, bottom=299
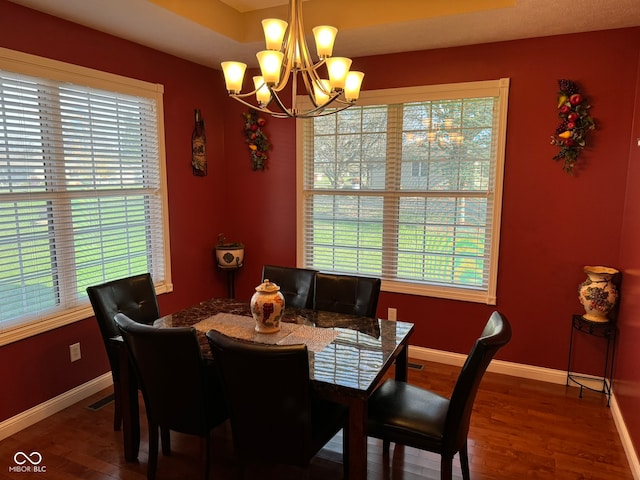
left=0, top=48, right=170, bottom=342
left=298, top=80, right=509, bottom=304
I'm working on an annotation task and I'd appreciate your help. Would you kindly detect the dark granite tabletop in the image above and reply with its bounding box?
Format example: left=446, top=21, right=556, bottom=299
left=154, top=297, right=414, bottom=397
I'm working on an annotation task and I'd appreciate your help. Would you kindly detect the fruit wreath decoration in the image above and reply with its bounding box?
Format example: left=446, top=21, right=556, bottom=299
left=243, top=109, right=271, bottom=171
left=550, top=79, right=595, bottom=174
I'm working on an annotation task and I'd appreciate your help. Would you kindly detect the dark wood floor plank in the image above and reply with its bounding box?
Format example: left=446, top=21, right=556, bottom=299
left=0, top=359, right=632, bottom=479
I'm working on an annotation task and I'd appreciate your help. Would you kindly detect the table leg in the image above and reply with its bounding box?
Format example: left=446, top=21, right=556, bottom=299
left=346, top=397, right=368, bottom=480
left=394, top=343, right=409, bottom=382
left=118, top=348, right=140, bottom=461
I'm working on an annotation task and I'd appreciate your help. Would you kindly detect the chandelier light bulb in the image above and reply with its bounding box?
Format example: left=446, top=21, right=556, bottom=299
left=344, top=71, right=365, bottom=101
left=312, top=26, right=338, bottom=58
left=256, top=50, right=284, bottom=84
left=262, top=19, right=288, bottom=50
left=313, top=79, right=331, bottom=106
left=253, top=76, right=271, bottom=106
left=221, top=61, right=247, bottom=93
left=326, top=57, right=352, bottom=90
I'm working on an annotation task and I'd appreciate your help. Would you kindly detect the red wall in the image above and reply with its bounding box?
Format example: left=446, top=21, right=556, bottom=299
left=225, top=29, right=639, bottom=370
left=0, top=0, right=230, bottom=420
left=616, top=49, right=640, bottom=459
left=1, top=0, right=640, bottom=459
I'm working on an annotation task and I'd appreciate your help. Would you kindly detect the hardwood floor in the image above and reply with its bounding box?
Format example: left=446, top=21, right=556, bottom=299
left=0, top=359, right=632, bottom=479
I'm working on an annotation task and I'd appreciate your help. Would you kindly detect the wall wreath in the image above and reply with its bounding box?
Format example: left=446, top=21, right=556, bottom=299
left=243, top=109, right=271, bottom=171
left=550, top=79, right=595, bottom=174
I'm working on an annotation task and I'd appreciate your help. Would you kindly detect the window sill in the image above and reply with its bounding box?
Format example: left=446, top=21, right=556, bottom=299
left=381, top=279, right=496, bottom=305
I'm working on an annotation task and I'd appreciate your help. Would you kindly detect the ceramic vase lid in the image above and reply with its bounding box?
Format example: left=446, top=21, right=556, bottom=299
left=255, top=279, right=281, bottom=293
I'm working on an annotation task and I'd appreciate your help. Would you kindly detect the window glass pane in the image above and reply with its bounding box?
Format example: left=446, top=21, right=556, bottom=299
left=0, top=57, right=168, bottom=334
left=300, top=80, right=508, bottom=302
left=0, top=201, right=57, bottom=323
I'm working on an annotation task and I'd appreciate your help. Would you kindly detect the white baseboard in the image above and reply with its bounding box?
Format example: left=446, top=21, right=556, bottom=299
left=408, top=345, right=640, bottom=479
left=611, top=395, right=640, bottom=480
left=409, top=345, right=568, bottom=384
left=0, top=373, right=112, bottom=442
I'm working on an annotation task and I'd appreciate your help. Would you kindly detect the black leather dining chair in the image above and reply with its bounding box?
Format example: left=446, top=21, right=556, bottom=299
left=86, top=273, right=160, bottom=431
left=206, top=329, right=348, bottom=479
left=115, top=314, right=228, bottom=480
left=367, top=311, right=512, bottom=480
left=261, top=264, right=318, bottom=309
left=313, top=272, right=381, bottom=318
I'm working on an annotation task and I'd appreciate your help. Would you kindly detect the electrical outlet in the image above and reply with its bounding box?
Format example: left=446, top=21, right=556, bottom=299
left=388, top=307, right=397, bottom=321
left=69, top=342, right=81, bottom=362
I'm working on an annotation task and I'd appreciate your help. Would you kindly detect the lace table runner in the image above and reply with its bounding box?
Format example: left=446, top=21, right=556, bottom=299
left=193, top=312, right=339, bottom=352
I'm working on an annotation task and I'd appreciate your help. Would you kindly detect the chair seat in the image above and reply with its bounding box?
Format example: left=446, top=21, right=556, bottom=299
left=368, top=379, right=449, bottom=449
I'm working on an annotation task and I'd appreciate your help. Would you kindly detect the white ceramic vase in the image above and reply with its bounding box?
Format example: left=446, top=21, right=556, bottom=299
left=578, top=266, right=619, bottom=322
left=215, top=243, right=244, bottom=269
left=250, top=279, right=285, bottom=333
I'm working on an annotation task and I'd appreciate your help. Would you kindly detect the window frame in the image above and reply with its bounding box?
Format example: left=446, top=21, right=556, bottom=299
left=296, top=79, right=509, bottom=305
left=0, top=47, right=172, bottom=346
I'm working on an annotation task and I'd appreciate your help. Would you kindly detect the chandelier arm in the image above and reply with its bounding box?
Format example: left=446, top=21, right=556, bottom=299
left=227, top=93, right=299, bottom=119
left=300, top=70, right=320, bottom=109
left=228, top=94, right=276, bottom=114
left=269, top=88, right=296, bottom=117
left=298, top=93, right=354, bottom=116
left=270, top=54, right=293, bottom=94
left=228, top=88, right=354, bottom=118
left=294, top=100, right=354, bottom=119
left=274, top=0, right=303, bottom=94
left=231, top=89, right=261, bottom=100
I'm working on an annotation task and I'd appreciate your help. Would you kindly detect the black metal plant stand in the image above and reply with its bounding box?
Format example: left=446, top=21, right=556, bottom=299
left=566, top=314, right=616, bottom=406
left=218, top=265, right=241, bottom=299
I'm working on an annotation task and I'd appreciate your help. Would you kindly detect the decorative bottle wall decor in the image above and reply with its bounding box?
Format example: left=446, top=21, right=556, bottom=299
left=192, top=109, right=207, bottom=176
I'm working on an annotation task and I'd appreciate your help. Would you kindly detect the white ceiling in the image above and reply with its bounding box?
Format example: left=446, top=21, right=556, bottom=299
left=7, top=0, right=640, bottom=69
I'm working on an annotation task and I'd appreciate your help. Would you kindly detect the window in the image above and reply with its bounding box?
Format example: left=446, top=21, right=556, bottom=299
left=298, top=79, right=509, bottom=304
left=0, top=47, right=171, bottom=344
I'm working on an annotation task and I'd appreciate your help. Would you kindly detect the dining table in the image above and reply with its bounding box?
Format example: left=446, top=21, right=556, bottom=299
left=112, top=297, right=414, bottom=480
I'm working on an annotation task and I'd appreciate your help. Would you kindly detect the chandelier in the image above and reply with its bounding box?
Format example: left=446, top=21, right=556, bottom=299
left=220, top=0, right=364, bottom=119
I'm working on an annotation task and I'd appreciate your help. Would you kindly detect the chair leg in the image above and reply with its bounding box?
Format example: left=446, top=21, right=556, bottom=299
left=382, top=439, right=391, bottom=457
left=440, top=455, right=453, bottom=480
left=113, top=380, right=122, bottom=431
left=147, top=423, right=159, bottom=480
left=201, top=435, right=211, bottom=480
left=342, top=427, right=350, bottom=479
left=161, top=427, right=171, bottom=455
left=460, top=443, right=470, bottom=480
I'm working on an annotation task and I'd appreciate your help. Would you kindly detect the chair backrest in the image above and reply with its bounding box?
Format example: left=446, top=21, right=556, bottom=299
left=206, top=330, right=316, bottom=467
left=443, top=311, right=512, bottom=455
left=87, top=273, right=160, bottom=376
left=314, top=272, right=381, bottom=318
left=87, top=273, right=160, bottom=343
left=115, top=313, right=225, bottom=436
left=262, top=265, right=317, bottom=309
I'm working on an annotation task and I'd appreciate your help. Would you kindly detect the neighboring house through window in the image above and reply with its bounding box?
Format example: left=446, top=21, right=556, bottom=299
left=0, top=47, right=171, bottom=345
left=298, top=79, right=509, bottom=304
